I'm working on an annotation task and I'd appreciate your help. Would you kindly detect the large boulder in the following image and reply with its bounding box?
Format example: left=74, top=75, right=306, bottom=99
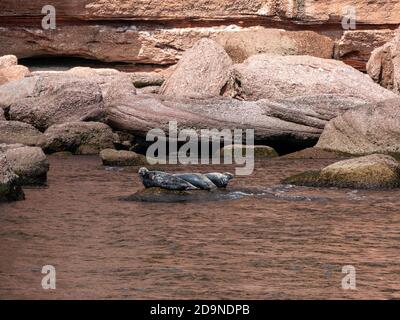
left=40, top=121, right=117, bottom=154
left=336, top=30, right=396, bottom=72
left=0, top=144, right=49, bottom=186
left=0, top=55, right=17, bottom=68
left=100, top=149, right=147, bottom=166
left=0, top=74, right=105, bottom=131
left=0, top=109, right=5, bottom=121
left=283, top=154, right=400, bottom=189
left=160, top=38, right=233, bottom=98
left=367, top=30, right=400, bottom=94
left=0, top=121, right=43, bottom=146
left=0, top=152, right=24, bottom=202
left=229, top=54, right=397, bottom=102
left=31, top=67, right=136, bottom=105
left=316, top=98, right=400, bottom=156
left=107, top=93, right=328, bottom=150
left=0, top=54, right=29, bottom=85
left=0, top=65, right=30, bottom=85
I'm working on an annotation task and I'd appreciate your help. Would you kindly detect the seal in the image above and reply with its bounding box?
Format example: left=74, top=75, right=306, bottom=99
left=138, top=167, right=198, bottom=191
left=204, top=172, right=234, bottom=188
left=173, top=173, right=217, bottom=190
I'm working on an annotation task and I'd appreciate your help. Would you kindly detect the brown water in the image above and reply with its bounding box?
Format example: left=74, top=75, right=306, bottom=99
left=0, top=156, right=399, bottom=300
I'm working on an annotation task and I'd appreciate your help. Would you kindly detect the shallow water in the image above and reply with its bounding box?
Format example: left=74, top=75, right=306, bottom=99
left=0, top=156, right=399, bottom=299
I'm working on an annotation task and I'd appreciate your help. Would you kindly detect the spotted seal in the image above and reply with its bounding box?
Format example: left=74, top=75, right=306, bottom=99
left=204, top=172, right=234, bottom=188
left=173, top=173, right=217, bottom=190
left=138, top=167, right=198, bottom=191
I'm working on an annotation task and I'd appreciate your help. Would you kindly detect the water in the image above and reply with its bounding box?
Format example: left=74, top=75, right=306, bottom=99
left=0, top=156, right=399, bottom=299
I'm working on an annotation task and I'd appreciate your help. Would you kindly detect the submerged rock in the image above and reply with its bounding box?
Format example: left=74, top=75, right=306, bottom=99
left=283, top=154, right=400, bottom=189
left=0, top=121, right=43, bottom=146
left=160, top=38, right=233, bottom=98
left=221, top=144, right=278, bottom=158
left=123, top=187, right=238, bottom=203
left=2, top=145, right=49, bottom=186
left=40, top=121, right=116, bottom=155
left=100, top=149, right=147, bottom=166
left=316, top=98, right=400, bottom=156
left=0, top=152, right=24, bottom=202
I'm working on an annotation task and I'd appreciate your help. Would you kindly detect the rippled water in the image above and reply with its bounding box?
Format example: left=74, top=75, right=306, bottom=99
left=0, top=156, right=399, bottom=299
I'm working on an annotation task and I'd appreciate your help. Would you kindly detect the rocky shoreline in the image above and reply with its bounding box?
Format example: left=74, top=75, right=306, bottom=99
left=2, top=17, right=400, bottom=201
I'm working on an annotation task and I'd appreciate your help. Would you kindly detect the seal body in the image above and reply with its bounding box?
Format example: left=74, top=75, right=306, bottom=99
left=138, top=167, right=198, bottom=191
left=173, top=173, right=217, bottom=190
left=205, top=172, right=234, bottom=188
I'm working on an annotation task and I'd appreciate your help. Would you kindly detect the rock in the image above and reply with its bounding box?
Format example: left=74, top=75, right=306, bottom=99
left=283, top=154, right=400, bottom=189
left=32, top=67, right=137, bottom=103
left=100, top=149, right=147, bottom=166
left=106, top=93, right=378, bottom=150
left=0, top=152, right=24, bottom=202
left=0, top=25, right=334, bottom=67
left=123, top=187, right=203, bottom=203
left=40, top=122, right=116, bottom=155
left=280, top=148, right=350, bottom=160
left=0, top=121, right=43, bottom=146
left=0, top=54, right=30, bottom=85
left=0, top=55, right=18, bottom=68
left=0, top=75, right=105, bottom=131
left=0, top=65, right=30, bottom=85
left=229, top=54, right=397, bottom=102
left=123, top=187, right=247, bottom=203
left=1, top=145, right=49, bottom=185
left=0, top=109, right=5, bottom=121
left=129, top=72, right=164, bottom=88
left=136, top=86, right=161, bottom=95
left=335, top=30, right=396, bottom=72
left=106, top=94, right=323, bottom=148
left=221, top=145, right=278, bottom=158
left=316, top=98, right=400, bottom=156
left=215, top=28, right=333, bottom=63
left=160, top=38, right=233, bottom=97
left=367, top=30, right=400, bottom=94
left=2, top=1, right=400, bottom=24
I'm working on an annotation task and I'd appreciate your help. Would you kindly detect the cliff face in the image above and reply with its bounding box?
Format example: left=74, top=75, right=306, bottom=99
left=2, top=0, right=400, bottom=23
left=1, top=1, right=399, bottom=71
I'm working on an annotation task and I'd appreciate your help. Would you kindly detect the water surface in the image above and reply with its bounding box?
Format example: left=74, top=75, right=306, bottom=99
left=0, top=156, right=399, bottom=299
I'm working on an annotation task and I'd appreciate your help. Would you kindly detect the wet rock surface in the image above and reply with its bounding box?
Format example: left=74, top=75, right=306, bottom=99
left=0, top=151, right=24, bottom=202
left=100, top=149, right=147, bottom=166
left=1, top=144, right=49, bottom=186
left=0, top=121, right=43, bottom=146
left=40, top=121, right=116, bottom=155
left=283, top=154, right=400, bottom=189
